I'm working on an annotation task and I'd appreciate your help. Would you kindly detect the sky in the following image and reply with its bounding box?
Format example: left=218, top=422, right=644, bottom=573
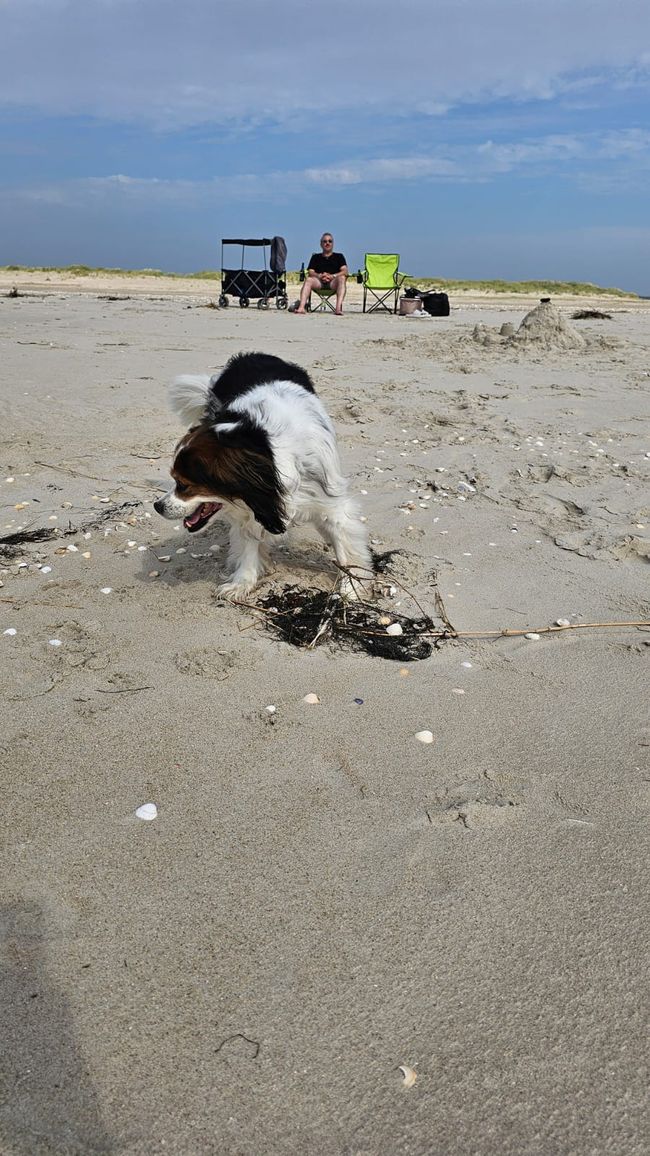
left=1, top=0, right=649, bottom=292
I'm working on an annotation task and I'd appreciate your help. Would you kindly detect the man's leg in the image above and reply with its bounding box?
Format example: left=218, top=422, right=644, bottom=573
left=295, top=275, right=322, bottom=314
left=332, top=273, right=347, bottom=315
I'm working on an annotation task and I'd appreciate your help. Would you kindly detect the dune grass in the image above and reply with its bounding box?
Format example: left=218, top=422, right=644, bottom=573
left=0, top=265, right=637, bottom=297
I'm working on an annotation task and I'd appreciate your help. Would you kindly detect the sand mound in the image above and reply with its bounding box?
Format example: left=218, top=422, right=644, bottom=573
left=473, top=300, right=586, bottom=351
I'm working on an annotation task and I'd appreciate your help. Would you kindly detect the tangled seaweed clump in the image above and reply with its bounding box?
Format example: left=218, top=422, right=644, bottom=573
left=256, top=585, right=438, bottom=661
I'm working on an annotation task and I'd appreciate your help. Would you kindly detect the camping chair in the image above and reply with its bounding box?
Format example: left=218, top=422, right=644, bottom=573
left=362, top=253, right=405, bottom=313
left=311, top=286, right=337, bottom=312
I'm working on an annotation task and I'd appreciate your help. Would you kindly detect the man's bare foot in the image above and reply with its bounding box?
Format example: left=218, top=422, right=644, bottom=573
left=295, top=307, right=307, bottom=314
left=335, top=309, right=343, bottom=316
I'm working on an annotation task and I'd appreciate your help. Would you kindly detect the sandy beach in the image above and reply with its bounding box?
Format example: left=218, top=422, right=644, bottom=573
left=2, top=272, right=649, bottom=1155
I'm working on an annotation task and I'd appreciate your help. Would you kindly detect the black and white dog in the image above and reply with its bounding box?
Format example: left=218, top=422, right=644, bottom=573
left=154, top=352, right=372, bottom=599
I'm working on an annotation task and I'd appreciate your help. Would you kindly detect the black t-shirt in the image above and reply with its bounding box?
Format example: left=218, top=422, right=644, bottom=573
left=309, top=252, right=347, bottom=275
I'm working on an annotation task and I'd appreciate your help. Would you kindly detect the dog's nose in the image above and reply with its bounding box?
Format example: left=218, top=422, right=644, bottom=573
left=153, top=497, right=165, bottom=515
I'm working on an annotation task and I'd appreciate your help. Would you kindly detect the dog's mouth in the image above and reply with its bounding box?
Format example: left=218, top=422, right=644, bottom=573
left=183, top=501, right=223, bottom=533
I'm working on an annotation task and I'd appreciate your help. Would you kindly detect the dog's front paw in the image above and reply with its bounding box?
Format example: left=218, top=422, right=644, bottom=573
left=216, top=579, right=256, bottom=601
left=338, top=574, right=374, bottom=602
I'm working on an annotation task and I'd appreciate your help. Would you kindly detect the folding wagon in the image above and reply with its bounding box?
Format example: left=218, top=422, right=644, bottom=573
left=218, top=237, right=288, bottom=309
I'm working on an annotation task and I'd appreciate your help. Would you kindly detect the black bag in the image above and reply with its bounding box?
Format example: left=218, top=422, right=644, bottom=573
left=420, top=291, right=450, bottom=316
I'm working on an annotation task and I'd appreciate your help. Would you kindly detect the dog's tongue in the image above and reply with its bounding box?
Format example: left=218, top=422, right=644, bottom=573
left=184, top=502, right=220, bottom=528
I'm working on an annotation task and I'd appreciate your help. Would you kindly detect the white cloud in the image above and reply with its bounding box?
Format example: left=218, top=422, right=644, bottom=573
left=7, top=126, right=647, bottom=212
left=0, top=0, right=649, bottom=127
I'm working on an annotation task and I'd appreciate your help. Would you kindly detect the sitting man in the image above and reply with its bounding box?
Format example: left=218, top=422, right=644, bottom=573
left=295, top=233, right=348, bottom=315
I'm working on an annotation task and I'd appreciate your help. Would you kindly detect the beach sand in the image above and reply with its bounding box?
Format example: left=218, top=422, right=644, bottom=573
left=1, top=273, right=649, bottom=1155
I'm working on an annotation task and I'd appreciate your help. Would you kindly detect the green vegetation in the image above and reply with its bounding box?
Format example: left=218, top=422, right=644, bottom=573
left=0, top=265, right=637, bottom=297
left=2, top=264, right=221, bottom=280
left=398, top=277, right=636, bottom=297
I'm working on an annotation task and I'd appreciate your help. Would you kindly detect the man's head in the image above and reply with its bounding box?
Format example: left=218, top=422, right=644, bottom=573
left=320, top=233, right=334, bottom=253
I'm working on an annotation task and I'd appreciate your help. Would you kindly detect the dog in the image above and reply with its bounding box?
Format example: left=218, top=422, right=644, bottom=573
left=154, top=352, right=372, bottom=599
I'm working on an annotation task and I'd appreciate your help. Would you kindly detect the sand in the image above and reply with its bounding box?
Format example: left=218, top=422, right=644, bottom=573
left=1, top=273, right=649, bottom=1155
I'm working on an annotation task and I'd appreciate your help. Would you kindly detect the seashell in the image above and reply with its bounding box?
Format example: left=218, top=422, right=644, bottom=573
left=135, top=803, right=157, bottom=821
left=176, top=548, right=186, bottom=554
left=148, top=570, right=160, bottom=578
left=415, top=730, right=434, bottom=744
left=127, top=540, right=137, bottom=547
left=525, top=632, right=540, bottom=641
left=378, top=615, right=392, bottom=625
left=555, top=618, right=570, bottom=627
left=398, top=1065, right=417, bottom=1088
left=6, top=477, right=14, bottom=483
left=3, top=628, right=17, bottom=636
left=40, top=566, right=52, bottom=574
left=48, top=639, right=62, bottom=647
left=82, top=552, right=91, bottom=559
left=452, top=688, right=465, bottom=695
left=461, top=661, right=472, bottom=668
left=100, top=587, right=112, bottom=594
left=66, top=544, right=78, bottom=552
left=158, top=555, right=171, bottom=562
left=265, top=705, right=277, bottom=714
left=385, top=623, right=403, bottom=636
left=303, top=693, right=320, bottom=704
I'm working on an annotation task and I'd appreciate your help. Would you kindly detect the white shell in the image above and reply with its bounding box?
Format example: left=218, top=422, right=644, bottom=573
left=555, top=618, right=570, bottom=627
left=40, top=566, right=52, bottom=574
left=525, top=632, right=540, bottom=641
left=135, top=803, right=157, bottom=821
left=48, top=639, right=62, bottom=647
left=303, top=693, right=320, bottom=704
left=100, top=587, right=112, bottom=594
left=415, top=730, right=434, bottom=744
left=398, top=1065, right=417, bottom=1088
left=3, top=628, right=17, bottom=636
left=385, top=623, right=403, bottom=636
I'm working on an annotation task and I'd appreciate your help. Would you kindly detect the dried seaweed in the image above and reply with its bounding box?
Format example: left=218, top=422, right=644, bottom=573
left=0, top=500, right=141, bottom=558
left=256, top=585, right=437, bottom=661
left=571, top=309, right=612, bottom=320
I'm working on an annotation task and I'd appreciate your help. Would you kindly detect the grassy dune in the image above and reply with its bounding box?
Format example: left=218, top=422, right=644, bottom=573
left=1, top=265, right=637, bottom=297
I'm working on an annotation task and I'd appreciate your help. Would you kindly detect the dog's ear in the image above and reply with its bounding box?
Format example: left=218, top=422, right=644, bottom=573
left=212, top=419, right=287, bottom=533
left=225, top=447, right=287, bottom=535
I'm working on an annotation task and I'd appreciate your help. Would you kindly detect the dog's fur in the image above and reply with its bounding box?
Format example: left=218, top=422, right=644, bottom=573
left=154, top=352, right=372, bottom=598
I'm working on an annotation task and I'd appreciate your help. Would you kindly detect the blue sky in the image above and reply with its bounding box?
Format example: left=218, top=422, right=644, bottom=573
left=1, top=0, right=649, bottom=291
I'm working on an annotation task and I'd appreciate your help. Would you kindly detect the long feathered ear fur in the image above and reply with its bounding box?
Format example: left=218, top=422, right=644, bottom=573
left=168, top=375, right=213, bottom=426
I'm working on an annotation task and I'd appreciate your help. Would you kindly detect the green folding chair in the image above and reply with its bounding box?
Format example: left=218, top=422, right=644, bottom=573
left=362, top=253, right=405, bottom=313
left=311, top=285, right=337, bottom=312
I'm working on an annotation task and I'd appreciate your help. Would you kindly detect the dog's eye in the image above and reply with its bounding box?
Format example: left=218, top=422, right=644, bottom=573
left=175, top=481, right=188, bottom=493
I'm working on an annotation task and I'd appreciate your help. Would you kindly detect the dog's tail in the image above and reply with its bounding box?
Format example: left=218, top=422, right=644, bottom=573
left=168, top=375, right=213, bottom=425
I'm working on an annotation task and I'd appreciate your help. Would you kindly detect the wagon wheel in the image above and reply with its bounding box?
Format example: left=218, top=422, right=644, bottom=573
left=218, top=295, right=228, bottom=307
left=240, top=296, right=249, bottom=308
left=277, top=295, right=288, bottom=310
left=257, top=298, right=269, bottom=310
